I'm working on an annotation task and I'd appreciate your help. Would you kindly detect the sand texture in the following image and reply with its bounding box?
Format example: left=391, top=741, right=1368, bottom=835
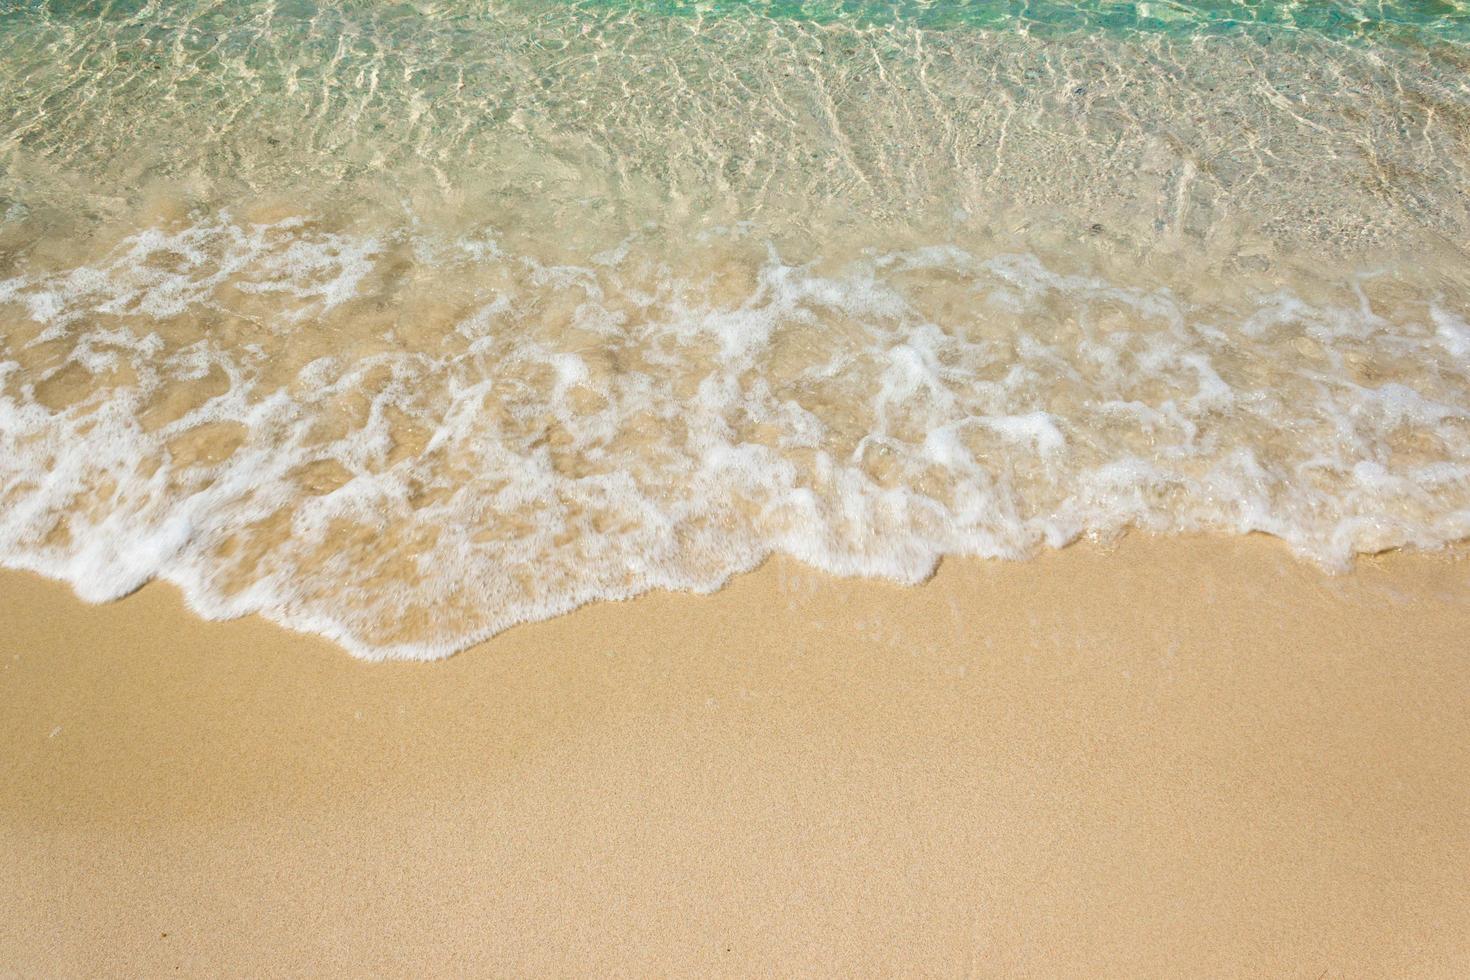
left=4, top=534, right=1470, bottom=976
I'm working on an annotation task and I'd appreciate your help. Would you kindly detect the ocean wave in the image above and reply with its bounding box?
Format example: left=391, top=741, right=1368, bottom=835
left=3, top=215, right=1468, bottom=657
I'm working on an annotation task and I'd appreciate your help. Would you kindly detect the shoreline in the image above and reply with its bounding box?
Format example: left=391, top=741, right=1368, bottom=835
left=5, top=533, right=1470, bottom=974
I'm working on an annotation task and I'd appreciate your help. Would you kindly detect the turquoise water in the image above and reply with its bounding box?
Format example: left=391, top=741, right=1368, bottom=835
left=9, top=1, right=1470, bottom=36
left=2, top=2, right=1469, bottom=656
left=588, top=0, right=1470, bottom=37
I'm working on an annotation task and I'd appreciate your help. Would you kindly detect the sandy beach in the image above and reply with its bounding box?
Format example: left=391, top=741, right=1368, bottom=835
left=5, top=533, right=1469, bottom=976
left=6, top=2, right=1470, bottom=975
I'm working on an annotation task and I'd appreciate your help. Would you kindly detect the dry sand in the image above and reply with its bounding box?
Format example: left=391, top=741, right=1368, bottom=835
left=3, top=533, right=1470, bottom=976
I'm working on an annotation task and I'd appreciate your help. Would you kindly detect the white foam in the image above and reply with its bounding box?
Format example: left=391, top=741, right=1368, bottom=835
left=2, top=217, right=1469, bottom=659
left=1432, top=303, right=1470, bottom=359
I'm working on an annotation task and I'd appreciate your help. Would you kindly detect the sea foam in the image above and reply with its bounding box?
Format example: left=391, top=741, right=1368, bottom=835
left=2, top=216, right=1468, bottom=658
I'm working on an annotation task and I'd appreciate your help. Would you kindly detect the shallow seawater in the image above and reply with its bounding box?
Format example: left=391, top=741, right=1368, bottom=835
left=2, top=1, right=1469, bottom=658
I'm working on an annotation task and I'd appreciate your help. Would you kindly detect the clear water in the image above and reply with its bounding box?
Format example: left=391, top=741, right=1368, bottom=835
left=2, top=1, right=1469, bottom=657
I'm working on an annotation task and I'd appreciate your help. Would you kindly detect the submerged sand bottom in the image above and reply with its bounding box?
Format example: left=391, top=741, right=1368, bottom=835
left=3, top=534, right=1470, bottom=975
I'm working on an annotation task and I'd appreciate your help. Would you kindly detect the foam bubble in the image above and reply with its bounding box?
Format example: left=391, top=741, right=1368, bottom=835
left=3, top=213, right=1469, bottom=659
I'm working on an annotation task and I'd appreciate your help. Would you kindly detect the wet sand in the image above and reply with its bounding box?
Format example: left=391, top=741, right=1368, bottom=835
left=4, top=534, right=1470, bottom=976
